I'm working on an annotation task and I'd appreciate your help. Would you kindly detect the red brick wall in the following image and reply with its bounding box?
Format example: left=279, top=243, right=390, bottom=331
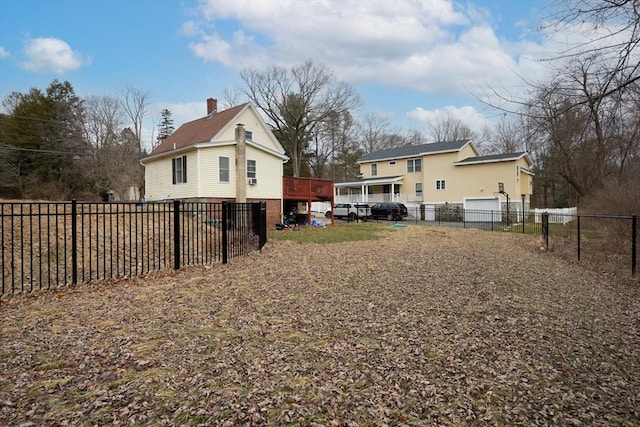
left=202, top=197, right=282, bottom=228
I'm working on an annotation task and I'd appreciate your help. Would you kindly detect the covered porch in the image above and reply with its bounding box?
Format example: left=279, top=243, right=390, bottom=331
left=334, top=176, right=404, bottom=204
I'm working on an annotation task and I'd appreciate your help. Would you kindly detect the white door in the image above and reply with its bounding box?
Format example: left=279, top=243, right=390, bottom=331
left=463, top=197, right=501, bottom=222
left=424, top=204, right=435, bottom=221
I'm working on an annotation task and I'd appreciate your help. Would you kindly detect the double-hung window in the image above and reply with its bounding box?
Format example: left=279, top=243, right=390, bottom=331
left=407, top=158, right=422, bottom=173
left=436, top=179, right=446, bottom=190
left=247, top=159, right=256, bottom=179
left=371, top=163, right=378, bottom=176
left=219, top=156, right=230, bottom=183
left=172, top=156, right=187, bottom=184
left=415, top=182, right=423, bottom=197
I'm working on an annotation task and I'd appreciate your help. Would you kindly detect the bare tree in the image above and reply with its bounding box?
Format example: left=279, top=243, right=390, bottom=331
left=221, top=87, right=246, bottom=110
left=84, top=95, right=124, bottom=149
left=543, top=0, right=640, bottom=98
left=239, top=61, right=360, bottom=177
left=484, top=115, right=534, bottom=155
left=356, top=114, right=407, bottom=154
left=309, top=110, right=358, bottom=180
left=425, top=114, right=475, bottom=143
left=120, top=85, right=149, bottom=152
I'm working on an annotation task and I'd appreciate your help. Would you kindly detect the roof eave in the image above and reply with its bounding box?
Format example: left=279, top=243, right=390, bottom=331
left=141, top=145, right=198, bottom=163
left=357, top=148, right=463, bottom=164
left=453, top=153, right=529, bottom=166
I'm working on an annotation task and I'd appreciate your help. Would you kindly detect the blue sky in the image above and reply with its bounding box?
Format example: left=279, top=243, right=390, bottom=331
left=1, top=0, right=558, bottom=148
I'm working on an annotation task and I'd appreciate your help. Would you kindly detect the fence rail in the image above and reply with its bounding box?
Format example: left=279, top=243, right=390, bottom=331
left=1, top=200, right=267, bottom=297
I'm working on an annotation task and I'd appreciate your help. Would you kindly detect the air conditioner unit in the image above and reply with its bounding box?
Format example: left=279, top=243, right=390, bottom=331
left=248, top=178, right=258, bottom=185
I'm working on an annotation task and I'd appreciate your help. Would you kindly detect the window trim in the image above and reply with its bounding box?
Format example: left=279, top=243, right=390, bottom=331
left=407, top=158, right=422, bottom=173
left=415, top=182, right=423, bottom=197
left=219, top=156, right=230, bottom=183
left=435, top=179, right=446, bottom=190
left=371, top=163, right=378, bottom=177
left=172, top=155, right=187, bottom=184
left=247, top=159, right=256, bottom=179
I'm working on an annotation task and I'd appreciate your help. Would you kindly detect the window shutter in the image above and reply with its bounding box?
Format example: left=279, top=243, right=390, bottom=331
left=182, top=156, right=187, bottom=183
left=172, top=158, right=177, bottom=184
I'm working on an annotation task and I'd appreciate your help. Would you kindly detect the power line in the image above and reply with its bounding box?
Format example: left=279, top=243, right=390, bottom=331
left=0, top=114, right=79, bottom=126
left=0, top=143, right=88, bottom=157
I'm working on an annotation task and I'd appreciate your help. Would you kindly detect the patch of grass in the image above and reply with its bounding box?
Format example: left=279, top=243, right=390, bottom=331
left=268, top=222, right=394, bottom=244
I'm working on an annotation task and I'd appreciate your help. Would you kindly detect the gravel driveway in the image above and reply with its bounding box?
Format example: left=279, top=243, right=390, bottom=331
left=1, top=226, right=638, bottom=426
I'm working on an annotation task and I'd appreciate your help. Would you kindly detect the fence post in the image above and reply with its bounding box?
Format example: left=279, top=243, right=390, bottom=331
left=522, top=196, right=525, bottom=234
left=173, top=200, right=181, bottom=270
left=260, top=202, right=267, bottom=249
left=222, top=201, right=229, bottom=264
left=71, top=199, right=78, bottom=285
left=577, top=215, right=581, bottom=261
left=542, top=212, right=549, bottom=249
left=632, top=215, right=637, bottom=276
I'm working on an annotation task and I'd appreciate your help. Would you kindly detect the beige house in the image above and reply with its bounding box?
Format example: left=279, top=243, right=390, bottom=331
left=141, top=99, right=288, bottom=225
left=336, top=139, right=533, bottom=213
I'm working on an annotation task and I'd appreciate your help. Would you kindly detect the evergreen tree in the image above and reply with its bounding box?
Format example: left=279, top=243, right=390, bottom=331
left=156, top=109, right=174, bottom=148
left=1, top=80, right=90, bottom=198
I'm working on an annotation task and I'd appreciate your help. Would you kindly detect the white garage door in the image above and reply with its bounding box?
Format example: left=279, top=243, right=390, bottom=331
left=464, top=197, right=501, bottom=222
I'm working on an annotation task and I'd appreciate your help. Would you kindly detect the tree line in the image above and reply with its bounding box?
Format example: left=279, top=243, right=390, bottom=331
left=1, top=1, right=637, bottom=212
left=0, top=81, right=149, bottom=200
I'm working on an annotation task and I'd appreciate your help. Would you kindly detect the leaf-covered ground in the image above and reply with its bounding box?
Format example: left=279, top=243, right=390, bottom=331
left=1, top=226, right=638, bottom=426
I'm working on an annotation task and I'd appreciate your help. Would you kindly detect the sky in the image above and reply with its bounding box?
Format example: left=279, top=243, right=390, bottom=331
left=0, top=0, right=562, bottom=149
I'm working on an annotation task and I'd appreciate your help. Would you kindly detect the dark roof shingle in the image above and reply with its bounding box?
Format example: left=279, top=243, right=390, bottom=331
left=455, top=152, right=528, bottom=164
left=151, top=103, right=248, bottom=156
left=358, top=139, right=471, bottom=163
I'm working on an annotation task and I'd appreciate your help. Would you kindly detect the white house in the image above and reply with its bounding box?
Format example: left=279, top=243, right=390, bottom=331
left=141, top=99, right=288, bottom=225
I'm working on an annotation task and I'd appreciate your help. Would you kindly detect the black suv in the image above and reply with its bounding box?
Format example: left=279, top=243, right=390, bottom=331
left=370, top=202, right=408, bottom=221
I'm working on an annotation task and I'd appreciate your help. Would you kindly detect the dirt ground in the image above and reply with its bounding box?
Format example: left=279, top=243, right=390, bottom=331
left=1, top=226, right=638, bottom=426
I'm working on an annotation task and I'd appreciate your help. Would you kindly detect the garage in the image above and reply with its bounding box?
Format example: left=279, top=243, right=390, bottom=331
left=463, top=197, right=501, bottom=222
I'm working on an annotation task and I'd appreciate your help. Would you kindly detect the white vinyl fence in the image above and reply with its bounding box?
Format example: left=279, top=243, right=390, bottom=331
left=534, top=207, right=577, bottom=224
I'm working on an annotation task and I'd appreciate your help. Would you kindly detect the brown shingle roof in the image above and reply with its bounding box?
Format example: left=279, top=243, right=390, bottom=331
left=151, top=103, right=248, bottom=156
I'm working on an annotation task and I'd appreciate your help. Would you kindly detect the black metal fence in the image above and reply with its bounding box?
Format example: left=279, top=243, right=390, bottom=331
left=1, top=200, right=267, bottom=297
left=398, top=206, right=637, bottom=276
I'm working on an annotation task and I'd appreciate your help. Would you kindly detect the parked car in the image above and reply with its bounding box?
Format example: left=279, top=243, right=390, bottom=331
left=325, top=203, right=371, bottom=221
left=370, top=202, right=408, bottom=221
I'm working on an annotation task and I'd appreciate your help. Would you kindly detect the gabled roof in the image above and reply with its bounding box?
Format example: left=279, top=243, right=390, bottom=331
left=357, top=139, right=473, bottom=163
left=454, top=152, right=532, bottom=166
left=150, top=103, right=248, bottom=156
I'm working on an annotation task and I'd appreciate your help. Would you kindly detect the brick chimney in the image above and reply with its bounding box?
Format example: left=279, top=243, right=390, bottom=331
left=235, top=123, right=247, bottom=203
left=207, top=98, right=217, bottom=115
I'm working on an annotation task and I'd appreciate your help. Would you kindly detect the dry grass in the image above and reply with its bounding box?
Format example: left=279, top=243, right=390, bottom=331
left=1, top=225, right=639, bottom=426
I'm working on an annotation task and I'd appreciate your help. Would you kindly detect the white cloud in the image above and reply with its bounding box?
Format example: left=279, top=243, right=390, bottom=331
left=181, top=20, right=201, bottom=37
left=407, top=105, right=490, bottom=134
left=21, top=37, right=89, bottom=73
left=185, top=0, right=550, bottom=98
left=0, top=46, right=9, bottom=58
